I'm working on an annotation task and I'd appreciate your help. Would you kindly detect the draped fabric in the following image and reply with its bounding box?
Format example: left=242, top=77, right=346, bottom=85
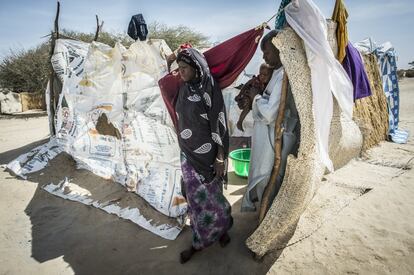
left=342, top=42, right=372, bottom=100
left=284, top=0, right=354, bottom=172
left=376, top=44, right=409, bottom=143
left=331, top=0, right=349, bottom=63
left=158, top=27, right=264, bottom=129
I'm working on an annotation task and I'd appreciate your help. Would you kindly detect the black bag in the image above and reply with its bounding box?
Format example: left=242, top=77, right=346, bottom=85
left=127, top=14, right=148, bottom=41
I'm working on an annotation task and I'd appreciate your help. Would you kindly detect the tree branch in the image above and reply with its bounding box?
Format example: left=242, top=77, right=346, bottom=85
left=94, top=15, right=104, bottom=41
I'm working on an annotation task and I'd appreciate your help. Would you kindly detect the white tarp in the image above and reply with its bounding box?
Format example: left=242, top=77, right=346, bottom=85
left=53, top=39, right=188, bottom=218
left=8, top=38, right=188, bottom=239
left=7, top=138, right=63, bottom=178
left=57, top=39, right=190, bottom=216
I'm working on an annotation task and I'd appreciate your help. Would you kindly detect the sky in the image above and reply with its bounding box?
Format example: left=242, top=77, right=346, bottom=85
left=0, top=0, right=413, bottom=68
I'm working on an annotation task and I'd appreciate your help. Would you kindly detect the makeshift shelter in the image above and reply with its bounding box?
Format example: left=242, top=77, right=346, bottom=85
left=245, top=25, right=363, bottom=257
left=0, top=90, right=45, bottom=114
left=246, top=0, right=391, bottom=257
left=0, top=90, right=22, bottom=114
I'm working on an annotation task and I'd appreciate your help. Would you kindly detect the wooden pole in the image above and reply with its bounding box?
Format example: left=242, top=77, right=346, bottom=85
left=94, top=15, right=104, bottom=41
left=48, top=1, right=60, bottom=136
left=54, top=1, right=60, bottom=39
left=258, top=72, right=289, bottom=223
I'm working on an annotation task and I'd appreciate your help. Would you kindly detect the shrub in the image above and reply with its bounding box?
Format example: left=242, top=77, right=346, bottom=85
left=0, top=23, right=209, bottom=93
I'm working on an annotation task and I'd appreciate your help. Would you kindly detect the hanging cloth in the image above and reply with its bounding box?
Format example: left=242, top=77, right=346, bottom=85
left=274, top=0, right=292, bottom=30
left=158, top=26, right=264, bottom=129
left=342, top=42, right=372, bottom=100
left=331, top=0, right=349, bottom=63
left=127, top=14, right=148, bottom=41
left=376, top=43, right=409, bottom=143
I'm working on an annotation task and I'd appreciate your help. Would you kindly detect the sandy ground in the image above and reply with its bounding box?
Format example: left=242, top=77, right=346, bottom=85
left=0, top=78, right=413, bottom=275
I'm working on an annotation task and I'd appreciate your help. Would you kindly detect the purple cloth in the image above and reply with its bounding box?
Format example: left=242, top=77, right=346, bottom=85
left=342, top=42, right=372, bottom=100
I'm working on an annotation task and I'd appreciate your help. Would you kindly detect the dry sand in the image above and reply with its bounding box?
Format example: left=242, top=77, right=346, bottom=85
left=0, top=79, right=413, bottom=274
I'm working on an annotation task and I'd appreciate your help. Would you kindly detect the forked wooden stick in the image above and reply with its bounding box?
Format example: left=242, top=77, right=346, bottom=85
left=258, top=72, right=289, bottom=223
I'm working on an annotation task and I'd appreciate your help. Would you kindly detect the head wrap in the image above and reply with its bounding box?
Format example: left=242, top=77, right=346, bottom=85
left=177, top=50, right=198, bottom=71
left=176, top=48, right=211, bottom=84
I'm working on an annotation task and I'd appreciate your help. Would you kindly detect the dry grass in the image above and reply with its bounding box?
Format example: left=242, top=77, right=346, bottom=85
left=353, top=54, right=389, bottom=151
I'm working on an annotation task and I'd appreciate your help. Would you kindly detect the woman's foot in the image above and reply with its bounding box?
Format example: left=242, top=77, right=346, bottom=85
left=180, top=246, right=199, bottom=264
left=219, top=232, right=231, bottom=247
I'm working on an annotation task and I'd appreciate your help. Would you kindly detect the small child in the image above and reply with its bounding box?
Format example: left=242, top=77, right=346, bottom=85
left=257, top=63, right=273, bottom=90
left=235, top=63, right=273, bottom=131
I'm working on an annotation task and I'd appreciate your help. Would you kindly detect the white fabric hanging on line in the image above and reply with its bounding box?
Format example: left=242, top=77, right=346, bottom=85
left=284, top=0, right=353, bottom=171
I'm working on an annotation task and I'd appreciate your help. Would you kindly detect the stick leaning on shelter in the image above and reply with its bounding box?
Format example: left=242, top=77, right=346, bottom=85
left=258, top=72, right=289, bottom=223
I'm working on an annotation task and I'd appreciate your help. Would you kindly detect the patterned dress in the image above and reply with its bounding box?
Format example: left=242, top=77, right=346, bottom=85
left=175, top=48, right=233, bottom=249
left=180, top=155, right=232, bottom=249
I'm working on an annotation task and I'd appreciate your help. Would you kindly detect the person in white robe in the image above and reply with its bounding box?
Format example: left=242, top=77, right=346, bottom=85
left=240, top=30, right=285, bottom=211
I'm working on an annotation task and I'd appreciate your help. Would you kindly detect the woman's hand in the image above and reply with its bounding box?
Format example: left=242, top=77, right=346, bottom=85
left=166, top=53, right=176, bottom=73
left=214, top=147, right=225, bottom=178
left=214, top=158, right=225, bottom=178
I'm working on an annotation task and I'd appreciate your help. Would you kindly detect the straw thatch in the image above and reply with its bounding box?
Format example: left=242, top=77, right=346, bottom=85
left=353, top=54, right=389, bottom=151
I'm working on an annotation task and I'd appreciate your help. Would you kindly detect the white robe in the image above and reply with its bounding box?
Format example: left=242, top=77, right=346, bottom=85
left=241, top=67, right=284, bottom=211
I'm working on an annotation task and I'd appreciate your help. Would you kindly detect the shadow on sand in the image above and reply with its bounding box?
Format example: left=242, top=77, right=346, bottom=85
left=0, top=138, right=49, bottom=165
left=4, top=138, right=294, bottom=274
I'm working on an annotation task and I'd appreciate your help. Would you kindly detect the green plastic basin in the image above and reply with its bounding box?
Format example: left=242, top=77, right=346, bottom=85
left=229, top=148, right=251, bottom=177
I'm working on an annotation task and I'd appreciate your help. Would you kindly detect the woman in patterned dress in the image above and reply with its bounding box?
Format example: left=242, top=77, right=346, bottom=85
left=175, top=48, right=233, bottom=264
